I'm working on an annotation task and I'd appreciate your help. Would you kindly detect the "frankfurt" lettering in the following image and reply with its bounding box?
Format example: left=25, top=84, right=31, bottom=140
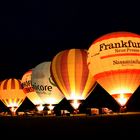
left=100, top=40, right=140, bottom=52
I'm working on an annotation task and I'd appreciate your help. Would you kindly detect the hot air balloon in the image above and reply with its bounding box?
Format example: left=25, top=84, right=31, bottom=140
left=31, top=61, right=64, bottom=114
left=0, top=78, right=26, bottom=116
left=51, top=49, right=97, bottom=112
left=87, top=31, right=140, bottom=111
left=21, top=69, right=45, bottom=112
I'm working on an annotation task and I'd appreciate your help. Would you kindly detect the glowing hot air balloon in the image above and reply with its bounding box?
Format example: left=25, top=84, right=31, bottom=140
left=87, top=31, right=140, bottom=110
left=0, top=78, right=26, bottom=116
left=31, top=61, right=64, bottom=113
left=21, top=69, right=45, bottom=112
left=51, top=49, right=97, bottom=112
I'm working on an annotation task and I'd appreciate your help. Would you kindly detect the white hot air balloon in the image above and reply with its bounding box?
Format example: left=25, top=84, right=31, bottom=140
left=32, top=61, right=64, bottom=114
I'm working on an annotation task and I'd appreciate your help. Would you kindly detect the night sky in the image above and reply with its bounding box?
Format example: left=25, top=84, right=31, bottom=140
left=0, top=1, right=140, bottom=112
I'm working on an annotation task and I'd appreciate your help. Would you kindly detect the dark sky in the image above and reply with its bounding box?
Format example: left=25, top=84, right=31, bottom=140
left=0, top=1, right=140, bottom=79
left=0, top=1, right=140, bottom=111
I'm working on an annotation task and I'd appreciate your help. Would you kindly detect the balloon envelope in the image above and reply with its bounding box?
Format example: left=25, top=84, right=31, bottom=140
left=31, top=61, right=64, bottom=108
left=21, top=69, right=44, bottom=105
left=51, top=49, right=97, bottom=109
left=0, top=78, right=26, bottom=115
left=87, top=31, right=140, bottom=106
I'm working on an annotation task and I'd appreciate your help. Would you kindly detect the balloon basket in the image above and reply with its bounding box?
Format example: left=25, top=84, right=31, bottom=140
left=73, top=109, right=80, bottom=114
left=9, top=107, right=18, bottom=116
left=69, top=99, right=84, bottom=113
left=119, top=106, right=127, bottom=113
left=47, top=110, right=55, bottom=115
left=45, top=104, right=56, bottom=115
left=36, top=104, right=45, bottom=112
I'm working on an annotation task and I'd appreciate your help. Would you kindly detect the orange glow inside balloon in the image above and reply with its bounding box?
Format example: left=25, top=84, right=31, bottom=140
left=112, top=93, right=132, bottom=106
left=47, top=104, right=55, bottom=111
left=70, top=99, right=81, bottom=110
left=36, top=104, right=45, bottom=111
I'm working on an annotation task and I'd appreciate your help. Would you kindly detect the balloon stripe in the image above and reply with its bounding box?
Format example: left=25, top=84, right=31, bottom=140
left=53, top=53, right=65, bottom=95
left=11, top=79, right=15, bottom=89
left=1, top=79, right=23, bottom=90
left=112, top=93, right=132, bottom=96
left=93, top=32, right=140, bottom=44
left=79, top=50, right=89, bottom=97
left=94, top=69, right=140, bottom=80
left=68, top=49, right=76, bottom=98
left=52, top=53, right=69, bottom=98
left=82, top=75, right=96, bottom=98
left=75, top=49, right=83, bottom=97
left=54, top=52, right=69, bottom=97
left=18, top=79, right=22, bottom=89
left=7, top=79, right=12, bottom=90
left=3, top=79, right=8, bottom=90
left=101, top=53, right=140, bottom=59
left=60, top=50, right=71, bottom=98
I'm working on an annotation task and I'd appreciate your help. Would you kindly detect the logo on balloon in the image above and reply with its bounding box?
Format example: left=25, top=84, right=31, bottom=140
left=21, top=80, right=31, bottom=87
left=32, top=82, right=52, bottom=95
left=113, top=59, right=140, bottom=66
left=49, top=76, right=56, bottom=86
left=99, top=40, right=140, bottom=52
